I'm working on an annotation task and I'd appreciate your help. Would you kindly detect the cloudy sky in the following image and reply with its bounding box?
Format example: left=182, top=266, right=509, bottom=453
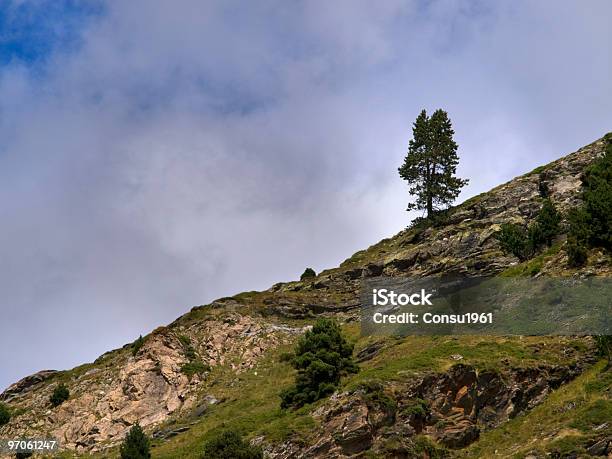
left=1, top=0, right=611, bottom=390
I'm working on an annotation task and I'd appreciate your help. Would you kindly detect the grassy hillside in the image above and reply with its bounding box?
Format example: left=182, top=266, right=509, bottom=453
left=77, top=329, right=605, bottom=458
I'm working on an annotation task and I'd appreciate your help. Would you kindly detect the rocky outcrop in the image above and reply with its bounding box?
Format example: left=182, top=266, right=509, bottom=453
left=0, top=370, right=57, bottom=402
left=266, top=360, right=594, bottom=458
left=0, top=314, right=302, bottom=451
left=264, top=136, right=608, bottom=321
left=379, top=137, right=606, bottom=278
left=410, top=363, right=585, bottom=448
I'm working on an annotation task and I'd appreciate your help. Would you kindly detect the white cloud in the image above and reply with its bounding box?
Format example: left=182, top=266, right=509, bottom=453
left=1, top=0, right=611, bottom=389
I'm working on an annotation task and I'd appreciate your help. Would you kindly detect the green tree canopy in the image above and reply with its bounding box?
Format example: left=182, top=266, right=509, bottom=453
left=566, top=133, right=612, bottom=266
left=280, top=318, right=358, bottom=409
left=120, top=424, right=151, bottom=459
left=50, top=383, right=69, bottom=407
left=535, top=198, right=561, bottom=246
left=399, top=109, right=469, bottom=217
left=0, top=403, right=10, bottom=426
left=300, top=267, right=316, bottom=281
left=579, top=136, right=612, bottom=249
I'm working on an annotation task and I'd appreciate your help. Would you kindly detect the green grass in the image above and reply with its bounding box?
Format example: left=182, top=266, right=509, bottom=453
left=499, top=244, right=561, bottom=277
left=77, top=328, right=588, bottom=458
left=345, top=335, right=582, bottom=387
left=528, top=165, right=547, bottom=176
left=63, top=325, right=597, bottom=459
left=150, top=345, right=318, bottom=459
left=180, top=360, right=210, bottom=378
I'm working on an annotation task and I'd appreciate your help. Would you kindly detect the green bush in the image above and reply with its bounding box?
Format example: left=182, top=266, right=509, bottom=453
left=567, top=207, right=591, bottom=242
left=401, top=398, right=429, bottom=418
left=132, top=335, right=145, bottom=356
left=594, top=335, right=611, bottom=368
left=0, top=403, right=10, bottom=426
left=566, top=136, right=612, bottom=265
left=202, top=429, right=263, bottom=459
left=580, top=137, right=612, bottom=249
left=358, top=380, right=397, bottom=414
left=495, top=223, right=532, bottom=261
left=300, top=268, right=316, bottom=281
left=176, top=333, right=208, bottom=378
left=178, top=334, right=197, bottom=361
left=181, top=360, right=210, bottom=378
left=120, top=423, right=151, bottom=459
left=280, top=318, right=358, bottom=409
left=50, top=383, right=69, bottom=407
left=496, top=199, right=561, bottom=261
left=566, top=237, right=588, bottom=267
left=535, top=198, right=561, bottom=246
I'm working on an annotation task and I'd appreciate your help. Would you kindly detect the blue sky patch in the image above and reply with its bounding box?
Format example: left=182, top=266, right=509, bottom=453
left=0, top=0, right=104, bottom=67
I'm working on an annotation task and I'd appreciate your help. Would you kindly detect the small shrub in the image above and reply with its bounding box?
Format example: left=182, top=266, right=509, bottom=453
left=496, top=223, right=531, bottom=261
left=132, top=335, right=145, bottom=356
left=177, top=334, right=191, bottom=347
left=50, top=383, right=69, bottom=407
left=538, top=173, right=550, bottom=197
left=568, top=206, right=592, bottom=239
left=0, top=403, right=10, bottom=426
left=566, top=136, right=612, bottom=267
left=535, top=198, right=561, bottom=246
left=407, top=210, right=451, bottom=232
left=202, top=429, right=263, bottom=459
left=177, top=333, right=207, bottom=377
left=181, top=360, right=210, bottom=378
left=357, top=380, right=397, bottom=414
left=497, top=199, right=561, bottom=261
left=525, top=258, right=543, bottom=276
left=594, top=335, right=611, bottom=368
left=581, top=138, right=612, bottom=250
left=120, top=423, right=151, bottom=459
left=401, top=398, right=429, bottom=418
left=300, top=268, right=316, bottom=281
left=566, top=237, right=588, bottom=267
left=178, top=334, right=197, bottom=361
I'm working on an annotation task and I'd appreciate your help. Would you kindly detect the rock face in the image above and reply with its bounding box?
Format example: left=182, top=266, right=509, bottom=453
left=265, top=361, right=593, bottom=458
left=0, top=370, right=58, bottom=403
left=378, top=137, right=604, bottom=278
left=0, top=314, right=302, bottom=451
left=412, top=363, right=585, bottom=447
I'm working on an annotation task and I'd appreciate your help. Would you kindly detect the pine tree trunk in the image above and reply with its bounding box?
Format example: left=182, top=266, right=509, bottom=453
left=427, top=159, right=435, bottom=218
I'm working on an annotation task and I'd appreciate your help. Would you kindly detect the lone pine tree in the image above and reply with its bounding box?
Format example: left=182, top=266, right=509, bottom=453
left=399, top=109, right=469, bottom=217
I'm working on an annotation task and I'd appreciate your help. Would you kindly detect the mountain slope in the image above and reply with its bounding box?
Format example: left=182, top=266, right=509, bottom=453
left=1, top=135, right=610, bottom=458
